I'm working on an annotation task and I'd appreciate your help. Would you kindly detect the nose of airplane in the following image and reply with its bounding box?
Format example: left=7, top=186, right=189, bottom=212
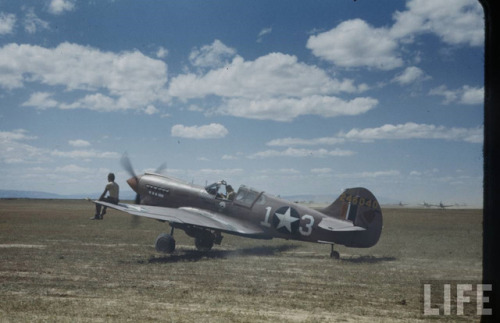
left=127, top=176, right=140, bottom=193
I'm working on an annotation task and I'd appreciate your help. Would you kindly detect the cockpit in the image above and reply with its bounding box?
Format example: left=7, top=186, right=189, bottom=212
left=205, top=180, right=236, bottom=200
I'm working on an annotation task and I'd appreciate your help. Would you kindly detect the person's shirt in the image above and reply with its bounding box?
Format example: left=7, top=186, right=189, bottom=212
left=106, top=181, right=119, bottom=199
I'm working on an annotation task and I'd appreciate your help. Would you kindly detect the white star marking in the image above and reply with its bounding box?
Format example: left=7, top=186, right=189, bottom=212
left=274, top=207, right=299, bottom=232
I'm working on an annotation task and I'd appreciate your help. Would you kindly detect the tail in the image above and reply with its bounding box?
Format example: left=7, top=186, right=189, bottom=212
left=321, top=187, right=383, bottom=248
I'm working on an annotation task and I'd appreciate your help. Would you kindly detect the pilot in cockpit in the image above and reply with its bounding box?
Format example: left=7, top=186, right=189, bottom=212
left=205, top=180, right=234, bottom=200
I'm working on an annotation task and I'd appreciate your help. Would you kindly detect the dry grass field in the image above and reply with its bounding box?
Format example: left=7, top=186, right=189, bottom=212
left=0, top=199, right=482, bottom=322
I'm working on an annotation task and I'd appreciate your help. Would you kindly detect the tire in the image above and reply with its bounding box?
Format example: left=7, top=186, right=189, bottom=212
left=155, top=233, right=176, bottom=253
left=195, top=232, right=214, bottom=252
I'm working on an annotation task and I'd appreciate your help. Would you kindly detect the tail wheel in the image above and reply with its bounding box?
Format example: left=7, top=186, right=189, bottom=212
left=195, top=232, right=214, bottom=252
left=155, top=233, right=176, bottom=253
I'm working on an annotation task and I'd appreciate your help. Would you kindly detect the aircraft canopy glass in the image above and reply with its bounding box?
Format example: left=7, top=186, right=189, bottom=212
left=234, top=186, right=263, bottom=207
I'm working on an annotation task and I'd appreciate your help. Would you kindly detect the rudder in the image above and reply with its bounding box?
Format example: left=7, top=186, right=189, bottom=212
left=322, top=187, right=383, bottom=248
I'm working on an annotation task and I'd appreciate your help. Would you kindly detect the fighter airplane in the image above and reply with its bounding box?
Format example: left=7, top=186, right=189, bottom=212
left=436, top=201, right=453, bottom=209
left=93, top=157, right=383, bottom=259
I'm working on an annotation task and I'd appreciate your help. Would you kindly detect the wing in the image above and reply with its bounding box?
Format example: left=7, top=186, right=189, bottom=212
left=317, top=216, right=366, bottom=232
left=94, top=201, right=264, bottom=236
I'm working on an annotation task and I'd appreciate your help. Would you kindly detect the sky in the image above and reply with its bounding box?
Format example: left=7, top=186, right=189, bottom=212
left=0, top=0, right=484, bottom=206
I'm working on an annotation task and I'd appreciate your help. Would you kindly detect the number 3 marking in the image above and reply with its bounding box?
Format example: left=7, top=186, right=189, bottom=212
left=299, top=214, right=314, bottom=236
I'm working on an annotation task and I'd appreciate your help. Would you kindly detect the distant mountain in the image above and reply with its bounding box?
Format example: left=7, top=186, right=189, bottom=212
left=0, top=190, right=137, bottom=200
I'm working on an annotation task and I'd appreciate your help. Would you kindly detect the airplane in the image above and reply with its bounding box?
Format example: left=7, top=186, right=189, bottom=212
left=420, top=201, right=434, bottom=208
left=398, top=201, right=407, bottom=207
left=436, top=201, right=453, bottom=209
left=93, top=156, right=383, bottom=259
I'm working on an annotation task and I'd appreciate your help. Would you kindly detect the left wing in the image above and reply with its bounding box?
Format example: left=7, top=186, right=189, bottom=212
left=94, top=201, right=265, bottom=236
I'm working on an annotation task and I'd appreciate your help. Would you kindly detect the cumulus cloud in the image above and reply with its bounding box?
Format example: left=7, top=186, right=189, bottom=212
left=392, top=66, right=430, bottom=85
left=48, top=0, right=76, bottom=15
left=217, top=96, right=377, bottom=122
left=267, top=122, right=483, bottom=146
left=0, top=129, right=44, bottom=164
left=156, top=46, right=168, bottom=59
left=68, top=139, right=91, bottom=148
left=169, top=50, right=374, bottom=121
left=391, top=0, right=483, bottom=46
left=429, top=85, right=483, bottom=105
left=340, top=122, right=483, bottom=143
left=171, top=123, right=229, bottom=139
left=189, top=39, right=236, bottom=68
left=248, top=147, right=355, bottom=159
left=0, top=12, right=16, bottom=35
left=169, top=52, right=367, bottom=100
left=1, top=42, right=168, bottom=113
left=307, top=19, right=403, bottom=70
left=307, top=0, right=482, bottom=70
left=336, top=170, right=401, bottom=179
left=51, top=149, right=119, bottom=159
left=267, top=137, right=345, bottom=147
left=23, top=8, right=49, bottom=34
left=22, top=92, right=58, bottom=109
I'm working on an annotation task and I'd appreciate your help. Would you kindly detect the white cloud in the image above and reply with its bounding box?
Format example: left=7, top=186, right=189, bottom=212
left=48, top=0, right=76, bottom=15
left=340, top=122, right=483, bottom=143
left=257, top=27, right=272, bottom=43
left=216, top=95, right=378, bottom=122
left=267, top=122, right=483, bottom=146
left=51, top=149, right=119, bottom=159
left=56, top=164, right=92, bottom=174
left=23, top=8, right=49, bottom=34
left=68, top=139, right=91, bottom=148
left=22, top=92, right=58, bottom=109
left=391, top=0, right=483, bottom=47
left=248, top=147, right=355, bottom=159
left=307, top=19, right=403, bottom=70
left=171, top=123, right=229, bottom=139
left=144, top=105, right=159, bottom=115
left=310, top=168, right=333, bottom=174
left=0, top=129, right=45, bottom=164
left=169, top=52, right=367, bottom=100
left=307, top=0, right=482, bottom=70
left=267, top=137, right=345, bottom=147
left=0, top=13, right=16, bottom=35
left=189, top=39, right=236, bottom=68
left=429, top=85, right=483, bottom=105
left=392, top=66, right=430, bottom=85
left=156, top=46, right=168, bottom=59
left=2, top=42, right=168, bottom=112
left=459, top=86, right=484, bottom=105
left=336, top=170, right=401, bottom=179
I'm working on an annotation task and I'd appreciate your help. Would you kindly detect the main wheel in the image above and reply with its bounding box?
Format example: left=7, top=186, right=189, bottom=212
left=155, top=233, right=176, bottom=253
left=195, top=232, right=214, bottom=252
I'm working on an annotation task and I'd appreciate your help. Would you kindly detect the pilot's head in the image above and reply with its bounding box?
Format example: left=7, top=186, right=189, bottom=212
left=108, top=173, right=115, bottom=182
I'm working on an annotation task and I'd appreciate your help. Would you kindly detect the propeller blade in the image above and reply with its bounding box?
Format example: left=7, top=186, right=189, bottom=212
left=120, top=152, right=136, bottom=179
left=155, top=162, right=167, bottom=174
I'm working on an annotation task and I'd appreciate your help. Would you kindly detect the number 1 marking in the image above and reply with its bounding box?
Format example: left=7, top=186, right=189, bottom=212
left=261, top=206, right=272, bottom=227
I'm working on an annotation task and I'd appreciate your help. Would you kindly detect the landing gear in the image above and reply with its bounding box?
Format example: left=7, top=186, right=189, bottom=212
left=155, top=230, right=176, bottom=253
left=195, top=231, right=215, bottom=252
left=330, top=244, right=340, bottom=259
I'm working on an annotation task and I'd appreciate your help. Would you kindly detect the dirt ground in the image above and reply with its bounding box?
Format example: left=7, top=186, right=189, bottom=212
left=0, top=199, right=482, bottom=322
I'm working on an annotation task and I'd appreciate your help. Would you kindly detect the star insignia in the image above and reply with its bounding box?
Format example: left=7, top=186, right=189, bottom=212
left=274, top=207, right=299, bottom=233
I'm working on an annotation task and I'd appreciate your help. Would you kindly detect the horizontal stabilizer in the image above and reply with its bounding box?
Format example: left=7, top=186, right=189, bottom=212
left=318, top=216, right=366, bottom=232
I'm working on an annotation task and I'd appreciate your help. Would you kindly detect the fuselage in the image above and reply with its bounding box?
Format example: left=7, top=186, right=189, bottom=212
left=131, top=173, right=381, bottom=248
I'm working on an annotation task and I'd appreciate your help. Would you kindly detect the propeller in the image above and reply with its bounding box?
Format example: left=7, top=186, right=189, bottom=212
left=120, top=152, right=141, bottom=205
left=120, top=152, right=142, bottom=227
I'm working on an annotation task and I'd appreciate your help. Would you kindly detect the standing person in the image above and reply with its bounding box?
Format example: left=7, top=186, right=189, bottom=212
left=92, top=173, right=119, bottom=220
